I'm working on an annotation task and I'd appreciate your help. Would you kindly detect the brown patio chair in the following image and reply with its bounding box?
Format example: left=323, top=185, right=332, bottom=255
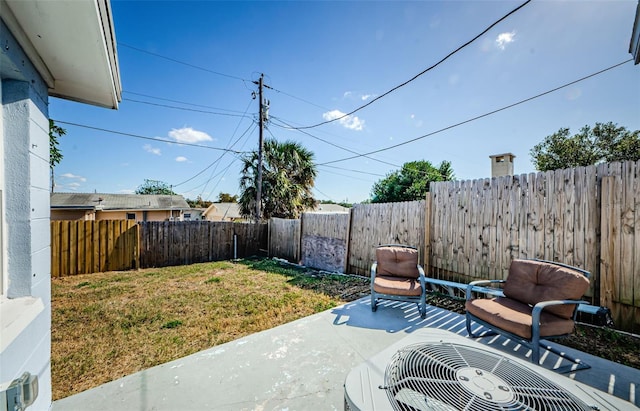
left=465, top=259, right=591, bottom=372
left=371, top=244, right=427, bottom=319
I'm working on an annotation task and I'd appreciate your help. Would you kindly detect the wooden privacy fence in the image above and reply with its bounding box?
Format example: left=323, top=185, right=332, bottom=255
left=51, top=220, right=138, bottom=277
left=348, top=201, right=426, bottom=275
left=52, top=221, right=268, bottom=276
left=139, top=221, right=267, bottom=268
left=269, top=201, right=426, bottom=275
left=269, top=218, right=301, bottom=263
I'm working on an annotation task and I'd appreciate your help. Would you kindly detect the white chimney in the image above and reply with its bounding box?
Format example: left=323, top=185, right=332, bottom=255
left=489, top=153, right=515, bottom=177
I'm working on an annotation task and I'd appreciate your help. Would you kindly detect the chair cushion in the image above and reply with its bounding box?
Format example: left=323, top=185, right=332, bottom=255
left=503, top=259, right=589, bottom=319
left=374, top=275, right=423, bottom=296
left=466, top=297, right=575, bottom=339
left=376, top=246, right=419, bottom=279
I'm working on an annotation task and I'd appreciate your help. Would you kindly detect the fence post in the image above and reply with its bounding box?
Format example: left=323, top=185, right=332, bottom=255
left=424, top=194, right=432, bottom=274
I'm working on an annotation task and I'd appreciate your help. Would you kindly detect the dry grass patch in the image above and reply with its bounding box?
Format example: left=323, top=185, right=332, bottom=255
left=52, top=259, right=367, bottom=400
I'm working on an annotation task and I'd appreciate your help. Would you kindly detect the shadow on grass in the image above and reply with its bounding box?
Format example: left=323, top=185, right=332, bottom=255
left=234, top=257, right=369, bottom=301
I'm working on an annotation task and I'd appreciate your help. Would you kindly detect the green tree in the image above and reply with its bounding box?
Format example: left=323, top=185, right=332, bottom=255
left=371, top=160, right=455, bottom=203
left=186, top=195, right=213, bottom=208
left=217, top=193, right=238, bottom=203
left=239, top=139, right=317, bottom=220
left=530, top=122, right=640, bottom=172
left=135, top=179, right=177, bottom=195
left=50, top=119, right=66, bottom=192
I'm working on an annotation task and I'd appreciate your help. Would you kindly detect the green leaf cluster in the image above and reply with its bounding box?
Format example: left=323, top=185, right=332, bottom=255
left=530, top=122, right=640, bottom=172
left=49, top=119, right=66, bottom=169
left=135, top=179, right=177, bottom=195
left=371, top=160, right=455, bottom=203
left=239, top=139, right=317, bottom=220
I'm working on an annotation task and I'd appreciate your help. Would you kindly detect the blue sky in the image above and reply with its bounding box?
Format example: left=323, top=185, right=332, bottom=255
left=50, top=0, right=640, bottom=203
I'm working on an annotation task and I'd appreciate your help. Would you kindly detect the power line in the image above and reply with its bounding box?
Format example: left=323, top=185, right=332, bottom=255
left=53, top=120, right=246, bottom=154
left=175, top=98, right=255, bottom=192
left=173, top=122, right=257, bottom=187
left=270, top=116, right=400, bottom=168
left=318, top=164, right=385, bottom=177
left=292, top=0, right=532, bottom=130
left=319, top=59, right=633, bottom=165
left=124, top=98, right=254, bottom=118
left=317, top=167, right=378, bottom=183
left=123, top=91, right=249, bottom=114
left=118, top=42, right=248, bottom=82
left=265, top=84, right=331, bottom=111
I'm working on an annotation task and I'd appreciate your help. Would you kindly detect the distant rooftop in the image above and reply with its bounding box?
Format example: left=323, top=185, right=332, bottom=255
left=51, top=193, right=190, bottom=210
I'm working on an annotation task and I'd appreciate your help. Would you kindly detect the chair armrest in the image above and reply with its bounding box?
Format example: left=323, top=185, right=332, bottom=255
left=370, top=262, right=378, bottom=281
left=532, top=300, right=589, bottom=325
left=466, top=280, right=505, bottom=300
left=418, top=265, right=426, bottom=289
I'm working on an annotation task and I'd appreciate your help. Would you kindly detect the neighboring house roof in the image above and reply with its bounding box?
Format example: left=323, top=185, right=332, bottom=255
left=3, top=0, right=122, bottom=108
left=312, top=203, right=350, bottom=213
left=51, top=193, right=190, bottom=211
left=203, top=203, right=243, bottom=219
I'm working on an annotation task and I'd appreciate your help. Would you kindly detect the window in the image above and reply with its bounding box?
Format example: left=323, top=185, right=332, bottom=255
left=126, top=213, right=135, bottom=220
left=184, top=213, right=191, bottom=221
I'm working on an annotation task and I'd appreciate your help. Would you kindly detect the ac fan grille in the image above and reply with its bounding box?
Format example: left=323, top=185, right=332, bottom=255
left=384, top=342, right=594, bottom=411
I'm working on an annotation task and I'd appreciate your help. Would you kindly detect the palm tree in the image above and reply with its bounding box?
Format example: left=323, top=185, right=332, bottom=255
left=239, top=139, right=318, bottom=220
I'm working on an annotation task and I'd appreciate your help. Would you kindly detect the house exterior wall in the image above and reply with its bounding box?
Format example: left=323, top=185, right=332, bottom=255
left=51, top=209, right=95, bottom=221
left=1, top=20, right=52, bottom=409
left=95, top=210, right=173, bottom=221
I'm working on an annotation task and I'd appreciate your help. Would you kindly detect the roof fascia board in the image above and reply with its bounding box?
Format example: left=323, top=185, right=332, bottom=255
left=96, top=0, right=122, bottom=105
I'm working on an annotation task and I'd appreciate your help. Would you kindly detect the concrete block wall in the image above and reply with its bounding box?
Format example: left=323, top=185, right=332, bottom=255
left=1, top=19, right=52, bottom=410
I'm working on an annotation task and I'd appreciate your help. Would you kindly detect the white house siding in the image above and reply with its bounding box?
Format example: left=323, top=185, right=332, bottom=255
left=1, top=19, right=52, bottom=410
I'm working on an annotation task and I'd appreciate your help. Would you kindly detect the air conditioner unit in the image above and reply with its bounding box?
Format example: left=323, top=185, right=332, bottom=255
left=345, top=328, right=637, bottom=411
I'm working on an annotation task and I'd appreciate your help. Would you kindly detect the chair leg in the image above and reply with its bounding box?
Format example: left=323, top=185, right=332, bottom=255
left=531, top=331, right=541, bottom=365
left=371, top=293, right=377, bottom=312
left=466, top=314, right=475, bottom=337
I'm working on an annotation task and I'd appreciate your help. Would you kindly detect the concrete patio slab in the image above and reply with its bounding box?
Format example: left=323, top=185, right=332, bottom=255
left=53, top=298, right=639, bottom=410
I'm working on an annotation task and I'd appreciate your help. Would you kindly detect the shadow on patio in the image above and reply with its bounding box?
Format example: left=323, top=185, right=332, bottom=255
left=53, top=298, right=639, bottom=410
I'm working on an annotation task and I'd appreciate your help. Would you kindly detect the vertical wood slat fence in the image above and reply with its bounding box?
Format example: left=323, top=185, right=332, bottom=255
left=52, top=221, right=268, bottom=276
left=51, top=220, right=138, bottom=277
left=599, top=162, right=640, bottom=333
left=347, top=201, right=426, bottom=275
left=138, top=221, right=268, bottom=268
left=269, top=218, right=301, bottom=263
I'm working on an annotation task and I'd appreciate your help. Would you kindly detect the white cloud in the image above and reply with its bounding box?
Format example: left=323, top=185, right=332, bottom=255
left=322, top=109, right=365, bottom=131
left=59, top=173, right=87, bottom=182
left=343, top=91, right=353, bottom=98
left=143, top=144, right=161, bottom=155
left=361, top=94, right=373, bottom=101
left=169, top=127, right=213, bottom=143
left=118, top=189, right=135, bottom=194
left=175, top=156, right=188, bottom=162
left=495, top=31, right=516, bottom=50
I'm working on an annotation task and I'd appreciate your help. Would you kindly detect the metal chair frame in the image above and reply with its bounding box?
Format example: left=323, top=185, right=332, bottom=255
left=371, top=244, right=427, bottom=319
left=465, top=259, right=591, bottom=373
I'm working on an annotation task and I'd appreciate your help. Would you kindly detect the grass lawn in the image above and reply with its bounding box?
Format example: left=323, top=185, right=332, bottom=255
left=51, top=259, right=368, bottom=400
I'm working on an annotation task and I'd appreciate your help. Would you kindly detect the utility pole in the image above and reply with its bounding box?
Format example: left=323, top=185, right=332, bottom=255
left=255, top=73, right=265, bottom=223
